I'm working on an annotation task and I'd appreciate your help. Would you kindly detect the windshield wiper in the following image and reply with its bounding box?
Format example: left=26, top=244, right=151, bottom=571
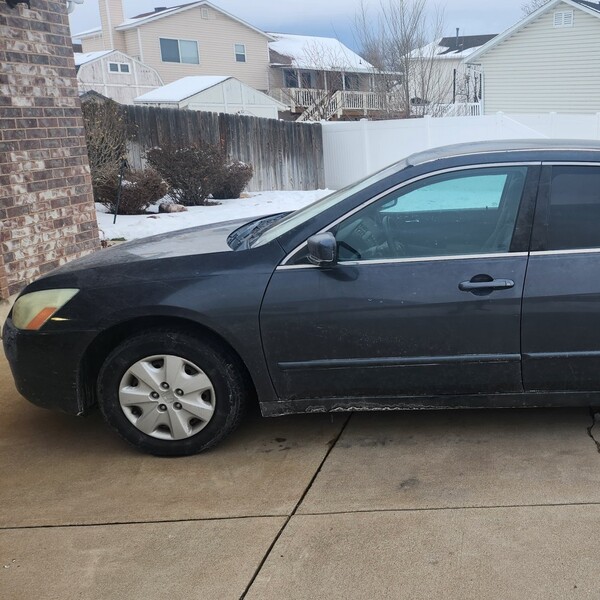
left=227, top=213, right=290, bottom=250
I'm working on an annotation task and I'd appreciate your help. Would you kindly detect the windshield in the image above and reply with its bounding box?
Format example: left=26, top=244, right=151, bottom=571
left=250, top=160, right=407, bottom=247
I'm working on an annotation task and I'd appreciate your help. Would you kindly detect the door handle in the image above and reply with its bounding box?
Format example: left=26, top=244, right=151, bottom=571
left=459, top=278, right=515, bottom=292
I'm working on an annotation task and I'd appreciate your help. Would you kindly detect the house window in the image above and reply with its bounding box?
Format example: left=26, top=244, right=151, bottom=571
left=553, top=10, right=574, bottom=27
left=344, top=74, right=359, bottom=91
left=284, top=69, right=298, bottom=88
left=201, top=7, right=209, bottom=18
left=300, top=71, right=314, bottom=89
left=108, top=62, right=131, bottom=74
left=234, top=43, right=246, bottom=63
left=159, top=38, right=199, bottom=64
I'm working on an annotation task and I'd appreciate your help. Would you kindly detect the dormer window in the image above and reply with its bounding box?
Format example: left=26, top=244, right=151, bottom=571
left=553, top=10, right=574, bottom=28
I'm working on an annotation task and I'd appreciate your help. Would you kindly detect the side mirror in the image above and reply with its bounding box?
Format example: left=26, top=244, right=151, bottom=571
left=307, top=232, right=337, bottom=267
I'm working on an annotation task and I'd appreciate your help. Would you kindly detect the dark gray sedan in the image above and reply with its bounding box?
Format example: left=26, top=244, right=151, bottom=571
left=4, top=140, right=600, bottom=455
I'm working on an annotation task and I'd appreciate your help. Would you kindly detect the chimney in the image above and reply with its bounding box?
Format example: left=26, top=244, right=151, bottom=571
left=99, top=0, right=127, bottom=52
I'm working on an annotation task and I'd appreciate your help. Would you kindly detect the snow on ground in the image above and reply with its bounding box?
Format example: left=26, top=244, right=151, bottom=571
left=96, top=190, right=333, bottom=241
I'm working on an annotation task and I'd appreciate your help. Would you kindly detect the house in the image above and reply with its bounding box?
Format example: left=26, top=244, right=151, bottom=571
left=74, top=0, right=274, bottom=90
left=408, top=34, right=496, bottom=111
left=73, top=2, right=391, bottom=122
left=465, top=0, right=600, bottom=114
left=268, top=33, right=388, bottom=120
left=74, top=49, right=164, bottom=104
left=134, top=76, right=286, bottom=119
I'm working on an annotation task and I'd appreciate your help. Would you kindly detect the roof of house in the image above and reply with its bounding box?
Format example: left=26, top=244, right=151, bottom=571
left=135, top=76, right=231, bottom=103
left=411, top=34, right=498, bottom=60
left=134, top=75, right=287, bottom=108
left=466, top=0, right=600, bottom=63
left=268, top=33, right=373, bottom=73
left=73, top=26, right=102, bottom=39
left=73, top=1, right=273, bottom=40
left=574, top=0, right=600, bottom=13
left=113, top=1, right=273, bottom=39
left=73, top=50, right=113, bottom=67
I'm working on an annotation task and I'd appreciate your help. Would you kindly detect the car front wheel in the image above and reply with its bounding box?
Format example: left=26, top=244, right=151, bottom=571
left=97, top=329, right=248, bottom=456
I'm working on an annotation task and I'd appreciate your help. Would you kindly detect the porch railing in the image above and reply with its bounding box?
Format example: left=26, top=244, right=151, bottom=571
left=269, top=88, right=326, bottom=110
left=428, top=103, right=482, bottom=117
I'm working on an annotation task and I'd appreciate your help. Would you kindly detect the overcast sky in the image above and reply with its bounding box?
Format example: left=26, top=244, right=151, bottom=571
left=69, top=0, right=529, bottom=50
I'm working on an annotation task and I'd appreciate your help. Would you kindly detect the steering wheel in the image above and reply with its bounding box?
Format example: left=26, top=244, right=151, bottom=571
left=382, top=216, right=407, bottom=257
left=337, top=216, right=398, bottom=260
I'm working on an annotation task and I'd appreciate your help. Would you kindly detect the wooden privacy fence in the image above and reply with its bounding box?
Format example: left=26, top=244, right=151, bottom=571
left=124, top=106, right=325, bottom=191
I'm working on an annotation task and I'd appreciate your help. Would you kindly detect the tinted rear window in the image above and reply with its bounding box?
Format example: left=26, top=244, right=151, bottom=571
left=546, top=166, right=600, bottom=250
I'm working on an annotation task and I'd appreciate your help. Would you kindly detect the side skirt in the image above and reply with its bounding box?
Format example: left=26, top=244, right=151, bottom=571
left=260, top=391, right=600, bottom=417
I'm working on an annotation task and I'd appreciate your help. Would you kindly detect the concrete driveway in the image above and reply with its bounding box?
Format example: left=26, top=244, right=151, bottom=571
left=2, top=346, right=600, bottom=599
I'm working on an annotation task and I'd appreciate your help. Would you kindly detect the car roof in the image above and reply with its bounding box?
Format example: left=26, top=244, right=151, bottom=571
left=407, top=139, right=600, bottom=166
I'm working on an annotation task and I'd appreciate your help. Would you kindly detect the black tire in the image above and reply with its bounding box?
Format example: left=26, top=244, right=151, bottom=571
left=97, top=329, right=248, bottom=456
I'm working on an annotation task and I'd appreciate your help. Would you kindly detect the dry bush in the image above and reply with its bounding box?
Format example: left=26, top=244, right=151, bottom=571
left=212, top=161, right=254, bottom=199
left=145, top=143, right=226, bottom=206
left=98, top=168, right=167, bottom=215
left=81, top=98, right=129, bottom=193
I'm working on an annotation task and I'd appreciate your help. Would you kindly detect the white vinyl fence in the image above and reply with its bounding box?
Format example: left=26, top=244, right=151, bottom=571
left=322, top=112, right=600, bottom=189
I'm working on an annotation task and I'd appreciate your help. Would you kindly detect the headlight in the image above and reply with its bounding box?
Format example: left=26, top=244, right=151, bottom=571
left=12, top=289, right=79, bottom=331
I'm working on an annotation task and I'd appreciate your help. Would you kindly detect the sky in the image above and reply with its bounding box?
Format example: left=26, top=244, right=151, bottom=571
left=69, top=0, right=529, bottom=50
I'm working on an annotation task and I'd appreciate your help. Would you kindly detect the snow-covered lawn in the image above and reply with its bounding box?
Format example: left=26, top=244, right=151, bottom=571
left=96, top=190, right=332, bottom=241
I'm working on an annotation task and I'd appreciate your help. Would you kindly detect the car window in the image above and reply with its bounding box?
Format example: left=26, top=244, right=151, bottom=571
left=381, top=174, right=508, bottom=213
left=333, top=167, right=528, bottom=262
left=250, top=160, right=407, bottom=247
left=545, top=166, right=600, bottom=250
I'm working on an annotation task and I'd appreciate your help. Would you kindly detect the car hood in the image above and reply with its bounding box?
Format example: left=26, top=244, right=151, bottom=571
left=53, top=218, right=252, bottom=275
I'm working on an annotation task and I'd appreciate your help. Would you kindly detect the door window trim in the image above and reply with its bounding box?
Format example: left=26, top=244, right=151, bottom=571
left=531, top=248, right=600, bottom=256
left=278, top=162, right=540, bottom=269
left=278, top=252, right=529, bottom=270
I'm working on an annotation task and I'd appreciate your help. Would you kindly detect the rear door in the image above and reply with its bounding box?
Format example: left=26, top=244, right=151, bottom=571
left=261, top=164, right=539, bottom=405
left=523, top=163, right=600, bottom=391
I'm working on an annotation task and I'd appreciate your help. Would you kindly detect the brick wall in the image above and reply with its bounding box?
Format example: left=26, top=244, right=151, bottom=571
left=0, top=0, right=100, bottom=300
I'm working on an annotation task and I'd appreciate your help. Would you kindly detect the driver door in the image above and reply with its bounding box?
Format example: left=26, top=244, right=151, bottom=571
left=260, top=165, right=538, bottom=405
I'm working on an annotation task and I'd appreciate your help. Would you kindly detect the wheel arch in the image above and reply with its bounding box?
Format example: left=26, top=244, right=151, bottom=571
left=78, top=315, right=258, bottom=413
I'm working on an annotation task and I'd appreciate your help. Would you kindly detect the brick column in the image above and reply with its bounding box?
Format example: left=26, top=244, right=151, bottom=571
left=0, top=0, right=100, bottom=298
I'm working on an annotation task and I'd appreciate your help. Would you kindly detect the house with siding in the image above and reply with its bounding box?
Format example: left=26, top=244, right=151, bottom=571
left=75, top=50, right=164, bottom=104
left=465, top=0, right=600, bottom=114
left=73, top=2, right=390, bottom=121
left=74, top=1, right=274, bottom=90
left=408, top=34, right=496, bottom=109
left=268, top=33, right=386, bottom=120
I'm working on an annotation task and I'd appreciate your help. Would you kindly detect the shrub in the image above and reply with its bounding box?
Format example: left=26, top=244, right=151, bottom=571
left=212, top=161, right=254, bottom=199
left=145, top=143, right=226, bottom=206
left=98, top=168, right=167, bottom=215
left=81, top=98, right=130, bottom=199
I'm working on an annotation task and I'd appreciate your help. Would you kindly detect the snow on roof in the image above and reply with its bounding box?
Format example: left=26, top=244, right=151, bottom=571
left=410, top=35, right=497, bottom=60
left=134, top=76, right=231, bottom=103
left=572, top=0, right=600, bottom=15
left=269, top=33, right=373, bottom=72
left=72, top=26, right=102, bottom=38
left=74, top=50, right=113, bottom=66
left=114, top=0, right=272, bottom=39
